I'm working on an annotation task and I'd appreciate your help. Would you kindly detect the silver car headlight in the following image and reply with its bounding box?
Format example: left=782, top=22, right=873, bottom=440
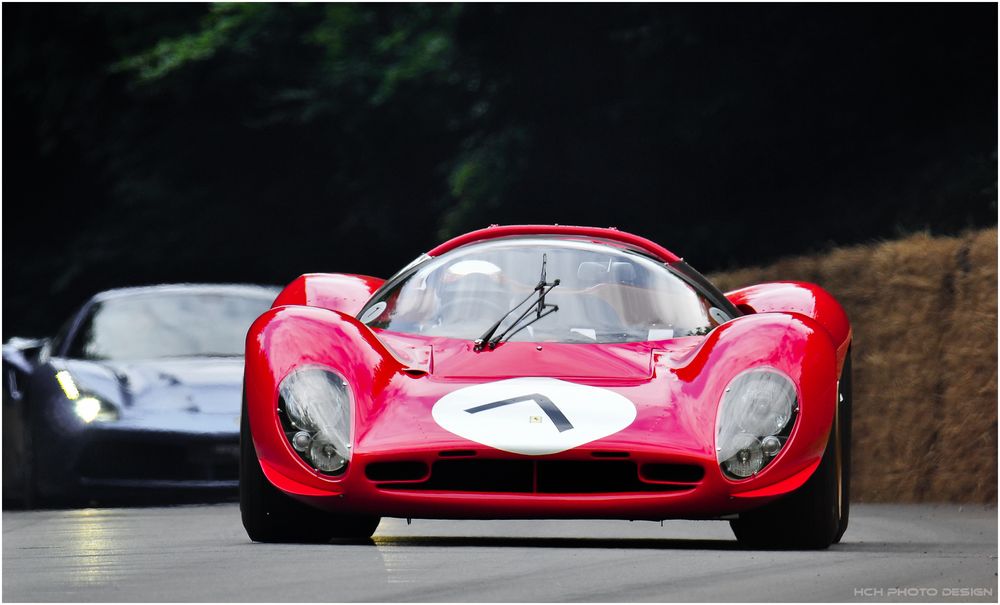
left=55, top=370, right=119, bottom=423
left=715, top=368, right=798, bottom=479
left=277, top=367, right=353, bottom=475
left=73, top=395, right=119, bottom=423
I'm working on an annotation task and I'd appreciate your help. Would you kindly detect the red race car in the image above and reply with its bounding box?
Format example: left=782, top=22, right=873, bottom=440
left=241, top=225, right=852, bottom=548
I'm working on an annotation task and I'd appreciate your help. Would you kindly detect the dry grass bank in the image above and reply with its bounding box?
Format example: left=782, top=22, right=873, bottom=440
left=710, top=228, right=998, bottom=503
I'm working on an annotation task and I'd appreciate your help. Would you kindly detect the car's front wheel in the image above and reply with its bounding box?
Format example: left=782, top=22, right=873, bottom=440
left=729, top=353, right=851, bottom=550
left=239, top=397, right=380, bottom=543
left=832, top=351, right=852, bottom=543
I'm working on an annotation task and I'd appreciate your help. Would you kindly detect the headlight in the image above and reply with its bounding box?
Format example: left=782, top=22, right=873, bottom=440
left=715, top=368, right=798, bottom=479
left=73, top=396, right=119, bottom=423
left=277, top=367, right=353, bottom=475
left=56, top=370, right=119, bottom=423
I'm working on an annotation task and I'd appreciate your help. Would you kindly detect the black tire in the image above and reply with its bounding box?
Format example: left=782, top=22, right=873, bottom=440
left=832, top=351, right=852, bottom=543
left=729, top=354, right=852, bottom=550
left=239, top=396, right=380, bottom=543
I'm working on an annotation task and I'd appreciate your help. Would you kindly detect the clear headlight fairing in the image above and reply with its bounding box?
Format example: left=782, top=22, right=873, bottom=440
left=56, top=370, right=119, bottom=423
left=716, top=368, right=798, bottom=479
left=277, top=367, right=353, bottom=475
left=73, top=395, right=119, bottom=423
left=720, top=432, right=765, bottom=478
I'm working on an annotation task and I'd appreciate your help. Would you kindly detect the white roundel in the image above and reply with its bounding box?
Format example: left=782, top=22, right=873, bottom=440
left=431, top=377, right=637, bottom=456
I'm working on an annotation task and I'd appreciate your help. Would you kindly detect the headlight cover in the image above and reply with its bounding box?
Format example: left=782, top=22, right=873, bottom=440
left=73, top=395, right=119, bottom=423
left=715, top=368, right=798, bottom=479
left=277, top=367, right=353, bottom=475
left=56, top=370, right=119, bottom=423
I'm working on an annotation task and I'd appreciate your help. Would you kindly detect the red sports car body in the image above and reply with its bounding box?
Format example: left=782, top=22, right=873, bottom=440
left=241, top=225, right=852, bottom=548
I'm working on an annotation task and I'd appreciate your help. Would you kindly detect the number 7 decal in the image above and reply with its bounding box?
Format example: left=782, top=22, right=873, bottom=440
left=465, top=394, right=574, bottom=432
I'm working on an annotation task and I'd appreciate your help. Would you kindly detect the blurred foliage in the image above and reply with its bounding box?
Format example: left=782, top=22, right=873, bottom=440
left=3, top=3, right=997, bottom=338
left=111, top=4, right=256, bottom=83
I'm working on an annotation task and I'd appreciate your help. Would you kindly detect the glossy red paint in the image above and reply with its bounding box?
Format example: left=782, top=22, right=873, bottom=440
left=244, top=304, right=842, bottom=520
left=730, top=458, right=822, bottom=499
left=725, top=282, right=852, bottom=365
left=246, top=227, right=852, bottom=521
left=272, top=273, right=384, bottom=316
left=427, top=225, right=683, bottom=263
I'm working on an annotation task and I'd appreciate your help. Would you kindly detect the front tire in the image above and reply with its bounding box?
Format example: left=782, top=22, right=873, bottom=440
left=730, top=353, right=851, bottom=550
left=832, top=351, right=852, bottom=543
left=239, top=396, right=380, bottom=543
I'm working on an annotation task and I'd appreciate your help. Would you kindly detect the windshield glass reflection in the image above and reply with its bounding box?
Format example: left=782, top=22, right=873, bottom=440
left=68, top=292, right=274, bottom=360
left=362, top=238, right=722, bottom=343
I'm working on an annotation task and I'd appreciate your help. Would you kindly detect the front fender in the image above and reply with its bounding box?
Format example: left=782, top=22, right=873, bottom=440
left=667, top=312, right=839, bottom=495
left=725, top=281, right=851, bottom=370
left=244, top=306, right=407, bottom=494
left=272, top=273, right=384, bottom=315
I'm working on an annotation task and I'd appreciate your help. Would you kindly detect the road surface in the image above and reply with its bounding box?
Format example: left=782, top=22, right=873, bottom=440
left=3, top=503, right=996, bottom=601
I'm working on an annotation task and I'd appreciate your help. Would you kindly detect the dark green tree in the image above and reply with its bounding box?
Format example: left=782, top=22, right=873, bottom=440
left=3, top=3, right=996, bottom=338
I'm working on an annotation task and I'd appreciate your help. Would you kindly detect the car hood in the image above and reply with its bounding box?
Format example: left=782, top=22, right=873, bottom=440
left=376, top=331, right=705, bottom=381
left=349, top=333, right=716, bottom=458
left=58, top=357, right=244, bottom=416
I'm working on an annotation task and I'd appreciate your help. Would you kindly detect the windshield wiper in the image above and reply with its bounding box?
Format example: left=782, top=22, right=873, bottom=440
left=474, top=254, right=560, bottom=352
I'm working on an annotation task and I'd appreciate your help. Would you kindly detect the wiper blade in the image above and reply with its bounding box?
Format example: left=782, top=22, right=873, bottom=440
left=474, top=254, right=560, bottom=352
left=487, top=289, right=559, bottom=349
left=473, top=289, right=539, bottom=352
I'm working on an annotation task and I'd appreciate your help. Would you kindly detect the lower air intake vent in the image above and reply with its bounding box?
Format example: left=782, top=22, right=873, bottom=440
left=640, top=463, right=705, bottom=483
left=365, top=461, right=428, bottom=482
left=377, top=459, right=697, bottom=493
left=77, top=438, right=238, bottom=482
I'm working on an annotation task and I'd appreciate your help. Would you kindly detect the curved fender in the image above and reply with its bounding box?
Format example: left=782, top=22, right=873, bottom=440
left=272, top=273, right=384, bottom=316
left=725, top=281, right=852, bottom=369
left=665, top=312, right=839, bottom=494
left=244, top=305, right=405, bottom=493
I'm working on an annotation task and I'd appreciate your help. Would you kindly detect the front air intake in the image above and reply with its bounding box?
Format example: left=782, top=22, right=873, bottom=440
left=375, top=459, right=702, bottom=493
left=364, top=461, right=429, bottom=482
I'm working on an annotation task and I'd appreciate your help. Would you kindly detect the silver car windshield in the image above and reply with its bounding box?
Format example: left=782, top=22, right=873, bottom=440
left=67, top=292, right=276, bottom=360
left=361, top=238, right=722, bottom=343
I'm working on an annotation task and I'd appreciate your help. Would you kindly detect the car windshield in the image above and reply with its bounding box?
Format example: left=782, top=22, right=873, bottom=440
left=360, top=238, right=726, bottom=344
left=66, top=291, right=275, bottom=360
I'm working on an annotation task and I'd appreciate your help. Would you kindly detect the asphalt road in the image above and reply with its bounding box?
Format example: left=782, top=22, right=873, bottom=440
left=3, top=503, right=996, bottom=602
